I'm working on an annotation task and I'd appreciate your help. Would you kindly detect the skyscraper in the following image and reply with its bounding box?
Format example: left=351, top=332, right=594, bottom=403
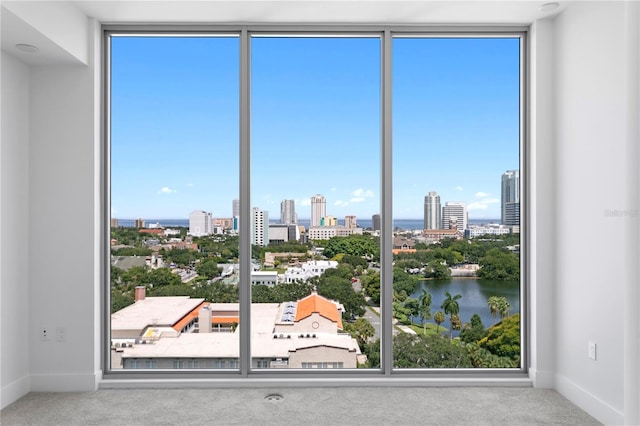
left=189, top=210, right=212, bottom=236
left=232, top=199, right=240, bottom=218
left=251, top=207, right=268, bottom=247
left=344, top=215, right=357, bottom=228
left=423, top=191, right=441, bottom=230
left=311, top=194, right=326, bottom=227
left=371, top=214, right=381, bottom=231
left=442, top=202, right=468, bottom=231
left=501, top=170, right=520, bottom=226
left=280, top=199, right=296, bottom=225
left=232, top=199, right=240, bottom=232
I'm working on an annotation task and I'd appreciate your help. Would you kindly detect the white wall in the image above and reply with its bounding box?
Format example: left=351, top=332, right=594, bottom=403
left=551, top=2, right=638, bottom=424
left=0, top=51, right=31, bottom=409
left=1, top=1, right=640, bottom=424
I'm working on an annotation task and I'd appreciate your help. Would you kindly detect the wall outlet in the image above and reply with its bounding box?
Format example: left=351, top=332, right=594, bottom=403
left=55, top=327, right=66, bottom=342
left=40, top=327, right=49, bottom=341
left=588, top=341, right=597, bottom=360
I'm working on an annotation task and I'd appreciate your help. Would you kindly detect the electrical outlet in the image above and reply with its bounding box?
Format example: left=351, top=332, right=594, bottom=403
left=588, top=341, right=597, bottom=360
left=56, top=327, right=66, bottom=342
left=40, top=328, right=49, bottom=341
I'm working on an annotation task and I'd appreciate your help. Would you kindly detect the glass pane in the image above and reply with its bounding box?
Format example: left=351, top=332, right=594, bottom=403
left=250, top=37, right=381, bottom=370
left=109, top=36, right=240, bottom=370
left=392, top=37, right=521, bottom=369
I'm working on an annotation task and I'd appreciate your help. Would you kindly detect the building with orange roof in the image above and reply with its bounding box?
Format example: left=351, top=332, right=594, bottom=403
left=111, top=291, right=362, bottom=370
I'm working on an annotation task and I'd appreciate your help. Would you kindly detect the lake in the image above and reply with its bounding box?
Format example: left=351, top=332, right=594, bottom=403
left=408, top=278, right=520, bottom=335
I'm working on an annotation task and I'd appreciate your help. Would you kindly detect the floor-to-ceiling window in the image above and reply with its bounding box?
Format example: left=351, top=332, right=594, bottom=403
left=106, top=28, right=524, bottom=376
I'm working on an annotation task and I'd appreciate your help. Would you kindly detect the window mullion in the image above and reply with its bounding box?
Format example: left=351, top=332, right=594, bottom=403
left=239, top=28, right=251, bottom=376
left=381, top=29, right=394, bottom=375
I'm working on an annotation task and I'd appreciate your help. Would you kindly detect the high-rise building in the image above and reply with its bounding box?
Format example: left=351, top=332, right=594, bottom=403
left=232, top=199, right=240, bottom=218
left=251, top=207, right=268, bottom=247
left=423, top=191, right=441, bottom=230
left=344, top=215, right=357, bottom=229
left=110, top=218, right=119, bottom=228
left=322, top=216, right=337, bottom=227
left=442, top=202, right=468, bottom=231
left=501, top=170, right=520, bottom=226
left=311, top=194, right=326, bottom=228
left=134, top=218, right=145, bottom=229
left=189, top=210, right=212, bottom=236
left=371, top=214, right=381, bottom=231
left=280, top=199, right=296, bottom=225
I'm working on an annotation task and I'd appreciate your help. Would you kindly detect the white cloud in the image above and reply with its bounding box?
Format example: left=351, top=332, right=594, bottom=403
left=351, top=188, right=374, bottom=198
left=158, top=187, right=176, bottom=194
left=350, top=197, right=366, bottom=203
left=475, top=191, right=490, bottom=198
left=468, top=197, right=500, bottom=211
left=331, top=187, right=337, bottom=192
left=300, top=199, right=311, bottom=207
left=455, top=186, right=464, bottom=191
left=334, top=200, right=349, bottom=207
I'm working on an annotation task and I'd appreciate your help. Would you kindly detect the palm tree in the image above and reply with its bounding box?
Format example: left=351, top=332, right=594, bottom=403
left=497, top=298, right=512, bottom=320
left=418, top=289, right=432, bottom=335
left=434, top=311, right=445, bottom=335
left=487, top=296, right=500, bottom=324
left=441, top=292, right=462, bottom=338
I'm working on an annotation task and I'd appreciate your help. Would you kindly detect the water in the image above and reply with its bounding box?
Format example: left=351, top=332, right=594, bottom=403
left=114, top=218, right=500, bottom=230
left=409, top=278, right=520, bottom=334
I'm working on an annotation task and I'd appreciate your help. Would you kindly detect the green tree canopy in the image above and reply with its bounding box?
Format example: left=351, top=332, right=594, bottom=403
left=478, top=248, right=520, bottom=281
left=322, top=234, right=380, bottom=260
left=393, top=333, right=473, bottom=368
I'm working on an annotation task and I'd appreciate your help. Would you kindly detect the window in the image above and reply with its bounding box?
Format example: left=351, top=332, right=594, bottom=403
left=106, top=28, right=525, bottom=378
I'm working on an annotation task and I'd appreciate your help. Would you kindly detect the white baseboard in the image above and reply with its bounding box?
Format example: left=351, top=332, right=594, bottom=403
left=1, top=375, right=30, bottom=410
left=555, top=373, right=624, bottom=425
left=30, top=373, right=99, bottom=392
left=529, top=368, right=555, bottom=388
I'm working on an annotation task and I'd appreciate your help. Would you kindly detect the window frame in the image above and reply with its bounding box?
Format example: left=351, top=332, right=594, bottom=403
left=102, top=25, right=529, bottom=384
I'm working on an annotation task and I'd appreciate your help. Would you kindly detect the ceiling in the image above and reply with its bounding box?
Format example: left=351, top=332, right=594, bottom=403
left=73, top=1, right=562, bottom=25
left=2, top=1, right=564, bottom=66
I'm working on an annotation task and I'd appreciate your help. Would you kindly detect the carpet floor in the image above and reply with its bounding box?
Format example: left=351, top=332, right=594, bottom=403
left=1, top=387, right=601, bottom=425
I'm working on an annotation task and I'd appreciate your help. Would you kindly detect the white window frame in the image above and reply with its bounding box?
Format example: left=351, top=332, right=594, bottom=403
left=102, top=25, right=528, bottom=384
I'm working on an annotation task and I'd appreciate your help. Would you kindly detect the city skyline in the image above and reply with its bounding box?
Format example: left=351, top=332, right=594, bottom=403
left=111, top=37, right=519, bottom=220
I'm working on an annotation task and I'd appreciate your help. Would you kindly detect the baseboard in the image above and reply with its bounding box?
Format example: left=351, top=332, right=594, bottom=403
left=555, top=373, right=624, bottom=425
left=528, top=368, right=554, bottom=388
left=30, top=373, right=99, bottom=392
left=1, top=375, right=30, bottom=410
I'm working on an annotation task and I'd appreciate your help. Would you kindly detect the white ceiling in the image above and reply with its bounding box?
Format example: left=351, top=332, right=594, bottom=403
left=73, top=1, right=561, bottom=25
left=2, top=1, right=564, bottom=66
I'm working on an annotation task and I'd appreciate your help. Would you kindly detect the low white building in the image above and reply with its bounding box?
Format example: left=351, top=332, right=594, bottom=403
left=466, top=224, right=512, bottom=238
left=251, top=270, right=278, bottom=286
left=112, top=291, right=362, bottom=369
left=283, top=260, right=338, bottom=283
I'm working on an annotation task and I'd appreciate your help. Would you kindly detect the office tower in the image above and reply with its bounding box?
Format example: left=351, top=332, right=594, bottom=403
left=189, top=210, right=212, bottom=236
left=345, top=215, right=357, bottom=229
left=423, top=191, right=441, bottom=230
left=134, top=218, right=145, bottom=229
left=311, top=194, right=326, bottom=227
left=110, top=218, right=119, bottom=228
left=501, top=170, right=520, bottom=226
left=251, top=207, right=268, bottom=247
left=280, top=199, right=296, bottom=225
left=232, top=199, right=240, bottom=218
left=372, top=214, right=381, bottom=231
left=442, top=202, right=468, bottom=231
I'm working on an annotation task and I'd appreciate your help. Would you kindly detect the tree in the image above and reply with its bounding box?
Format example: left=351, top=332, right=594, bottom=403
left=361, top=271, right=381, bottom=304
left=418, top=289, right=432, bottom=335
left=487, top=296, right=511, bottom=323
left=196, top=258, right=222, bottom=280
left=477, top=248, right=520, bottom=281
left=459, top=313, right=487, bottom=344
left=344, top=318, right=375, bottom=347
left=393, top=333, right=472, bottom=368
left=478, top=314, right=520, bottom=365
left=487, top=296, right=500, bottom=323
left=441, top=291, right=462, bottom=338
left=434, top=311, right=446, bottom=335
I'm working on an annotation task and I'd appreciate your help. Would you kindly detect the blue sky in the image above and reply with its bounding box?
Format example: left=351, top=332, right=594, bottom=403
left=111, top=36, right=519, bottom=220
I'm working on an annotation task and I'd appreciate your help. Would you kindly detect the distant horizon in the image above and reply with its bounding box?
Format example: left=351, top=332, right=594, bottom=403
left=111, top=37, right=519, bottom=219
